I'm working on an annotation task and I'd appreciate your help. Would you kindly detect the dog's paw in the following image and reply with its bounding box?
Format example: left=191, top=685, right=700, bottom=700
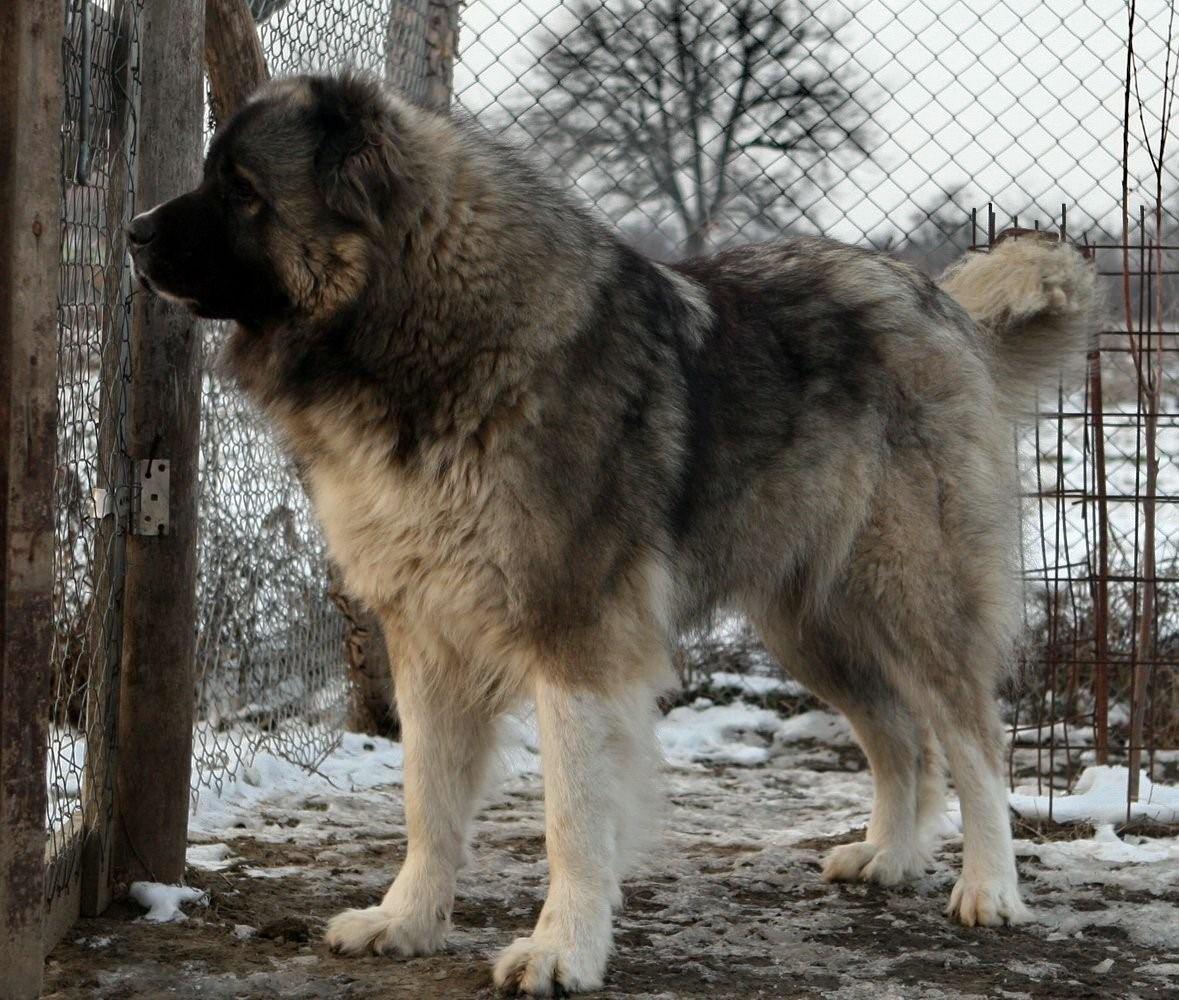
left=492, top=935, right=606, bottom=996
left=861, top=845, right=930, bottom=886
left=822, top=841, right=879, bottom=882
left=823, top=841, right=928, bottom=886
left=325, top=904, right=447, bottom=957
left=946, top=876, right=1031, bottom=927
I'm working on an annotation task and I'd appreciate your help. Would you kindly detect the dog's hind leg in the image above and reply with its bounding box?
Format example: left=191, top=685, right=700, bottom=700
left=822, top=698, right=939, bottom=885
left=915, top=724, right=948, bottom=843
left=325, top=633, right=500, bottom=958
left=924, top=668, right=1029, bottom=926
left=752, top=609, right=938, bottom=886
left=850, top=484, right=1028, bottom=925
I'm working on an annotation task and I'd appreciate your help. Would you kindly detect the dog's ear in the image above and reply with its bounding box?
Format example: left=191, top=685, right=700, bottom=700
left=312, top=74, right=401, bottom=227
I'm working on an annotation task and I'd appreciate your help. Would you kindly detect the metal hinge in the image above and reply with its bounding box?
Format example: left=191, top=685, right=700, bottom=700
left=90, top=458, right=170, bottom=536
left=134, top=459, right=169, bottom=536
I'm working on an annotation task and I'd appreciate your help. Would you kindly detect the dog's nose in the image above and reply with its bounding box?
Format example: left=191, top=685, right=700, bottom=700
left=126, top=214, right=156, bottom=248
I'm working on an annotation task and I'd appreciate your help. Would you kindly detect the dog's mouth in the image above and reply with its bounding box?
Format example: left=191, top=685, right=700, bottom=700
left=131, top=261, right=204, bottom=314
left=132, top=265, right=156, bottom=297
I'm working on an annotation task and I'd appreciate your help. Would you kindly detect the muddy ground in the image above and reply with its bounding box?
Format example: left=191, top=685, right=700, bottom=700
left=43, top=740, right=1179, bottom=1000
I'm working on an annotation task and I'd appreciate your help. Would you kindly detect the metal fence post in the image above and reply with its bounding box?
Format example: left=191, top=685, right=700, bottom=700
left=111, top=0, right=205, bottom=887
left=0, top=0, right=66, bottom=994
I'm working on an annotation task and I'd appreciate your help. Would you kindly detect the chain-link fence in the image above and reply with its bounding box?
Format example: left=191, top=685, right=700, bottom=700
left=194, top=1, right=417, bottom=789
left=456, top=0, right=1179, bottom=258
left=189, top=0, right=444, bottom=799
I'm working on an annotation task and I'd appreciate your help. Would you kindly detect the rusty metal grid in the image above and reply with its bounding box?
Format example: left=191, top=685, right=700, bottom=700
left=46, top=0, right=142, bottom=899
left=995, top=209, right=1179, bottom=815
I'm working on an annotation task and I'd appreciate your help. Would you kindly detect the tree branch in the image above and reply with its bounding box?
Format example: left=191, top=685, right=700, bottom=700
left=204, top=0, right=268, bottom=123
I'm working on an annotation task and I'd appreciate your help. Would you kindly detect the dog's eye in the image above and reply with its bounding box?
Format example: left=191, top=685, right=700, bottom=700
left=227, top=175, right=259, bottom=205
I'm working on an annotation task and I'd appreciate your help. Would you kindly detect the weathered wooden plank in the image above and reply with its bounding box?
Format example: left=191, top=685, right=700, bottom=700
left=0, top=0, right=67, bottom=994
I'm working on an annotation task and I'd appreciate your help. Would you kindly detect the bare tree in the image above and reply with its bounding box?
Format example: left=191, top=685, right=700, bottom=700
left=523, top=0, right=871, bottom=256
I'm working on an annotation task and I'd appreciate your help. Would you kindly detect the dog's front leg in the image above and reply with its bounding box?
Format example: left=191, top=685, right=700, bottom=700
left=326, top=658, right=497, bottom=957
left=494, top=681, right=637, bottom=996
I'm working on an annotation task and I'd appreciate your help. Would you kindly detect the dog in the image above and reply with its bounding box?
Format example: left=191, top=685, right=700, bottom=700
left=127, top=72, right=1094, bottom=996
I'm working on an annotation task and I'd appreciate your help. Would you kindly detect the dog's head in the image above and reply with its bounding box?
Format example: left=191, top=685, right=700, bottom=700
left=127, top=73, right=412, bottom=325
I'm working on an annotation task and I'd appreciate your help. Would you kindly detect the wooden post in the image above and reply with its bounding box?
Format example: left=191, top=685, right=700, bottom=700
left=0, top=0, right=66, bottom=994
left=384, top=0, right=430, bottom=105
left=423, top=0, right=460, bottom=112
left=111, top=0, right=205, bottom=887
left=80, top=0, right=136, bottom=918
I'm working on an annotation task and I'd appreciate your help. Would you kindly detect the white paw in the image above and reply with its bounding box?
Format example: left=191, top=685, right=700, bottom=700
left=947, top=876, right=1031, bottom=927
left=324, top=904, right=448, bottom=957
left=823, top=841, right=928, bottom=886
left=492, top=934, right=606, bottom=996
left=822, top=841, right=879, bottom=882
left=861, top=846, right=930, bottom=886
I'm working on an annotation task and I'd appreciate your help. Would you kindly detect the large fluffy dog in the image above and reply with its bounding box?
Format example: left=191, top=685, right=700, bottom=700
left=128, top=73, right=1094, bottom=995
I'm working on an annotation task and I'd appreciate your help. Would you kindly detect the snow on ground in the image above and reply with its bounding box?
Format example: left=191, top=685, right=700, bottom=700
left=1011, top=764, right=1179, bottom=825
left=127, top=882, right=209, bottom=923
left=660, top=700, right=854, bottom=767
left=704, top=670, right=808, bottom=697
left=188, top=730, right=407, bottom=840
left=44, top=674, right=1179, bottom=999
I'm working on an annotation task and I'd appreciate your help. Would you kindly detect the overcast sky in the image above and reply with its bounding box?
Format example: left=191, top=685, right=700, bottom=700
left=452, top=0, right=1178, bottom=246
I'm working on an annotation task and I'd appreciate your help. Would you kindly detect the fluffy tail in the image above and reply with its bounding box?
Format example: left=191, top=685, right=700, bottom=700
left=939, top=237, right=1097, bottom=418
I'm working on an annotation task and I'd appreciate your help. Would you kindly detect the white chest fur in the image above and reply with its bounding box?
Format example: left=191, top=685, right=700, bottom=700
left=300, top=420, right=518, bottom=664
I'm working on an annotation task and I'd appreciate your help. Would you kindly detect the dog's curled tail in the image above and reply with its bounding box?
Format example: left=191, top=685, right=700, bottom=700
left=939, top=237, right=1097, bottom=419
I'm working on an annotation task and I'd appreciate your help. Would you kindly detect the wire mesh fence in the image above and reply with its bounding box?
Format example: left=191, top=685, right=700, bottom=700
left=455, top=0, right=1179, bottom=260
left=189, top=0, right=416, bottom=797
left=1001, top=207, right=1179, bottom=811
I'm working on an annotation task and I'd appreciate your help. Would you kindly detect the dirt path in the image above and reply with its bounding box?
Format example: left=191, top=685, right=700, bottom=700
left=43, top=746, right=1179, bottom=999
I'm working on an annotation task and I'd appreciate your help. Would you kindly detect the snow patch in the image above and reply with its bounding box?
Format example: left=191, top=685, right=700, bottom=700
left=186, top=842, right=238, bottom=870
left=1010, top=765, right=1179, bottom=825
left=129, top=882, right=208, bottom=923
left=776, top=710, right=854, bottom=746
left=659, top=701, right=785, bottom=766
left=706, top=671, right=807, bottom=698
left=189, top=731, right=406, bottom=839
left=657, top=703, right=853, bottom=768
